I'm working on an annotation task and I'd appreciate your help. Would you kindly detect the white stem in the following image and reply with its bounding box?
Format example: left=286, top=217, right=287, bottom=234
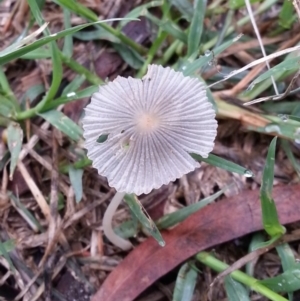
left=103, top=191, right=132, bottom=251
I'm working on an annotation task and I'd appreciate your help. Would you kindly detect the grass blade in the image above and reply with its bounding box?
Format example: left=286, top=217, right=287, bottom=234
left=173, top=262, right=198, bottom=301
left=38, top=110, right=83, bottom=141
left=187, top=0, right=206, bottom=56
left=224, top=276, right=251, bottom=301
left=191, top=153, right=253, bottom=176
left=124, top=194, right=165, bottom=247
left=69, top=166, right=84, bottom=203
left=7, top=122, right=23, bottom=180
left=260, top=137, right=286, bottom=238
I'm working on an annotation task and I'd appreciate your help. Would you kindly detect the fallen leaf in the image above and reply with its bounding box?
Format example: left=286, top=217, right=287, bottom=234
left=92, top=184, right=300, bottom=301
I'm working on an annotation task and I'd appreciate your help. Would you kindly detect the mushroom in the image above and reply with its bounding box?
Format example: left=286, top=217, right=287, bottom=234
left=82, top=64, right=217, bottom=250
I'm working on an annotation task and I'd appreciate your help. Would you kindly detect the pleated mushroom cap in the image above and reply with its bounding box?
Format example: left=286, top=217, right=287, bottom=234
left=82, top=65, right=217, bottom=195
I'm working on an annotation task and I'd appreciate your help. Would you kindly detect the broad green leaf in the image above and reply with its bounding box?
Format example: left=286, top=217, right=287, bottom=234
left=7, top=122, right=23, bottom=179
left=191, top=153, right=253, bottom=176
left=69, top=166, right=84, bottom=203
left=39, top=110, right=83, bottom=141
left=260, top=137, right=286, bottom=237
left=259, top=264, right=300, bottom=292
left=156, top=187, right=225, bottom=229
left=173, top=263, right=198, bottom=301
left=124, top=194, right=165, bottom=247
left=279, top=0, right=296, bottom=29
left=187, top=0, right=206, bottom=56
left=224, top=276, right=251, bottom=301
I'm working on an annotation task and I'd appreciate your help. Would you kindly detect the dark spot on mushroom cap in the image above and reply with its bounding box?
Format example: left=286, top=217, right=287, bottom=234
left=97, top=134, right=109, bottom=143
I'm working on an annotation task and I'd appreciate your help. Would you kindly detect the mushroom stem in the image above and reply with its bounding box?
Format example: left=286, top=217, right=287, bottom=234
left=103, top=191, right=133, bottom=251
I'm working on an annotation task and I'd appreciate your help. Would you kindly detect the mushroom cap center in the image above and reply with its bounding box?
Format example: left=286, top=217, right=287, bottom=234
left=135, top=112, right=161, bottom=134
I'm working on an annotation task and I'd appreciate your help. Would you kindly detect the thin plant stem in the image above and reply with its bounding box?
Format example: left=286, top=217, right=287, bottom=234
left=103, top=191, right=132, bottom=251
left=196, top=252, right=289, bottom=301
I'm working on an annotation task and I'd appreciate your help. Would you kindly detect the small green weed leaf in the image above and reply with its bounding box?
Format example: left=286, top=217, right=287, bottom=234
left=224, top=276, right=251, bottom=301
left=187, top=0, right=206, bottom=57
left=279, top=0, right=296, bottom=29
left=260, top=137, right=286, bottom=237
left=124, top=194, right=165, bottom=247
left=259, top=264, right=300, bottom=293
left=0, top=238, right=14, bottom=271
left=156, top=187, right=225, bottom=229
left=168, top=0, right=193, bottom=20
left=173, top=262, right=198, bottom=301
left=68, top=166, right=84, bottom=203
left=39, top=110, right=83, bottom=141
left=9, top=192, right=43, bottom=232
left=120, top=1, right=163, bottom=28
left=0, top=239, right=15, bottom=255
left=191, top=153, right=253, bottom=176
left=7, top=122, right=23, bottom=180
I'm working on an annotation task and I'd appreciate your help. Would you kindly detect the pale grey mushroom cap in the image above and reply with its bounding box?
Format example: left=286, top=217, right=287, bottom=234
left=82, top=64, right=217, bottom=195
